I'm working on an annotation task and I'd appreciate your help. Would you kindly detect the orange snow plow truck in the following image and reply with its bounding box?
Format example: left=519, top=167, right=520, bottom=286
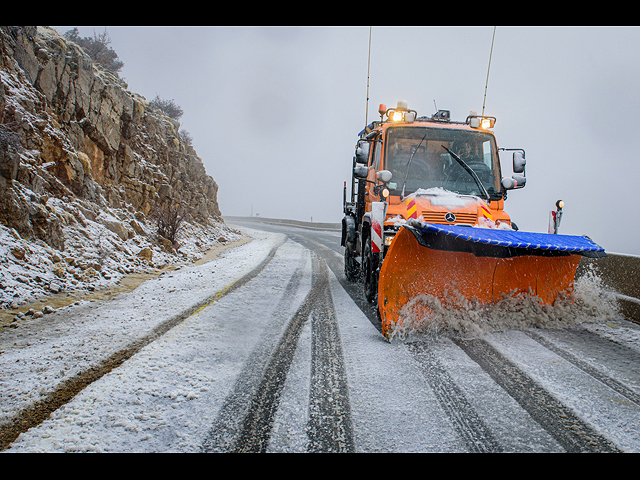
left=341, top=101, right=606, bottom=339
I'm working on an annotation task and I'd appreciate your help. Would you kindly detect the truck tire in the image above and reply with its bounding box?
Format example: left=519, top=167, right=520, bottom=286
left=363, top=240, right=379, bottom=304
left=344, top=246, right=360, bottom=282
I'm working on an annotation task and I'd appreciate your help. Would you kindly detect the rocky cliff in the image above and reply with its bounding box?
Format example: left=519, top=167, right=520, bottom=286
left=0, top=26, right=238, bottom=311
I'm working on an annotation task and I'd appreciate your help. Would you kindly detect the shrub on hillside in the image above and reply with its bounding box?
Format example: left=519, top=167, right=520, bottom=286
left=151, top=201, right=189, bottom=246
left=149, top=96, right=184, bottom=121
left=64, top=27, right=124, bottom=74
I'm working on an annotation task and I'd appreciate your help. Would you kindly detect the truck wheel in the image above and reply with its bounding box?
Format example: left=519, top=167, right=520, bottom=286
left=363, top=240, right=378, bottom=304
left=344, top=246, right=360, bottom=282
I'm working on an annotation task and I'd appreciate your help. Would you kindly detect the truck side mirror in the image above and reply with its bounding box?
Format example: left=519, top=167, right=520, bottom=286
left=502, top=174, right=526, bottom=190
left=513, top=151, right=526, bottom=173
left=354, top=164, right=369, bottom=179
left=502, top=178, right=515, bottom=190
left=512, top=173, right=526, bottom=188
left=355, top=141, right=370, bottom=164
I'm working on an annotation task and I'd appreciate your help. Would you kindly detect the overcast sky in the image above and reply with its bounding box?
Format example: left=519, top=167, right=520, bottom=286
left=52, top=26, right=640, bottom=256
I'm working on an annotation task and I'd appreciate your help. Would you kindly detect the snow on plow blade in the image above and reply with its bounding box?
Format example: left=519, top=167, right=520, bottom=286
left=378, top=220, right=606, bottom=338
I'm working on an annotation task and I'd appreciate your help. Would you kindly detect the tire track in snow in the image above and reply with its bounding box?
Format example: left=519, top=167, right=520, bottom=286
left=306, top=256, right=355, bottom=453
left=280, top=233, right=356, bottom=451
left=228, top=253, right=315, bottom=453
left=406, top=341, right=503, bottom=452
left=287, top=232, right=381, bottom=333
left=202, top=252, right=355, bottom=453
left=452, top=337, right=622, bottom=453
left=525, top=329, right=640, bottom=408
left=0, top=239, right=283, bottom=452
left=201, top=244, right=310, bottom=452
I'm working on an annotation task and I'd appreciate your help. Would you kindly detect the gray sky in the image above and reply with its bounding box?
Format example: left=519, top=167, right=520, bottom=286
left=52, top=26, right=640, bottom=256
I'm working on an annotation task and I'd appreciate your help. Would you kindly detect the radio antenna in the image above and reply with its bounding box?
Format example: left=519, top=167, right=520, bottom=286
left=482, top=26, right=496, bottom=116
left=365, top=26, right=372, bottom=129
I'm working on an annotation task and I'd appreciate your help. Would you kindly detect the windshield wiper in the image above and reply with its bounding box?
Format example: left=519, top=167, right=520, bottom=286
left=441, top=145, right=490, bottom=201
left=401, top=133, right=428, bottom=201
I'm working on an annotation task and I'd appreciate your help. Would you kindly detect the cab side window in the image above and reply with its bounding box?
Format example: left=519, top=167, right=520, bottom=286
left=371, top=138, right=382, bottom=170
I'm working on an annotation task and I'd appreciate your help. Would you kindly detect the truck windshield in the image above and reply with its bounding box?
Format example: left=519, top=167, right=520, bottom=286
left=383, top=126, right=502, bottom=199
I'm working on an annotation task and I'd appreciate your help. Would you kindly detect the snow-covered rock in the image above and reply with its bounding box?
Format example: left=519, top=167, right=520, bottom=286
left=0, top=26, right=237, bottom=312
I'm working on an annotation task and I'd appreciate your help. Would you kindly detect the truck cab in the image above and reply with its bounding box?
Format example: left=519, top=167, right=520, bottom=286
left=342, top=101, right=527, bottom=303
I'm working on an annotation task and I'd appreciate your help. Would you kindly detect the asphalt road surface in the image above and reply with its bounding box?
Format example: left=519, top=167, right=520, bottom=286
left=3, top=216, right=640, bottom=452
left=216, top=217, right=640, bottom=453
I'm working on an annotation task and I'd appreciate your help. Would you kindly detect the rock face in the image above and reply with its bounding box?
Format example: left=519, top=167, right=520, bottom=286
left=0, top=26, right=221, bottom=249
left=0, top=26, right=238, bottom=310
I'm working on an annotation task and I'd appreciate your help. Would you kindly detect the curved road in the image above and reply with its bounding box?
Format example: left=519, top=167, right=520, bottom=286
left=216, top=217, right=640, bottom=452
left=3, top=217, right=640, bottom=452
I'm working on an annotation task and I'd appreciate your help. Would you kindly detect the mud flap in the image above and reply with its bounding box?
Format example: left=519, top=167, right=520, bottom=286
left=378, top=222, right=604, bottom=339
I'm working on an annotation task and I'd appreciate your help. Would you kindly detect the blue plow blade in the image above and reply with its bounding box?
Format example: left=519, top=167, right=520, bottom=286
left=405, top=220, right=606, bottom=258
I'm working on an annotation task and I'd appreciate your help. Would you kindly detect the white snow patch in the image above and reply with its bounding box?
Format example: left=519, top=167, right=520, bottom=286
left=409, top=187, right=483, bottom=208
left=0, top=227, right=283, bottom=438
left=0, top=196, right=240, bottom=315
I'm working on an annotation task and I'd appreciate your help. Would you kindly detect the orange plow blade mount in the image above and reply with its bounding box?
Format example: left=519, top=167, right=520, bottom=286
left=378, top=221, right=606, bottom=339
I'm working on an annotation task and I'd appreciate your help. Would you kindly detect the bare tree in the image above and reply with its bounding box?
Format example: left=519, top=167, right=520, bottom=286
left=150, top=201, right=189, bottom=246
left=148, top=95, right=184, bottom=120
left=179, top=129, right=193, bottom=146
left=64, top=27, right=124, bottom=74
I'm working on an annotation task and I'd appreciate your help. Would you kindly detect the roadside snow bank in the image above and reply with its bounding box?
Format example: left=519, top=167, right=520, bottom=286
left=0, top=198, right=241, bottom=325
left=0, top=227, right=284, bottom=428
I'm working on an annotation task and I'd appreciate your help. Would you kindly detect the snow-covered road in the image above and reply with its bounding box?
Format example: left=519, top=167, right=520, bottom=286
left=2, top=222, right=640, bottom=452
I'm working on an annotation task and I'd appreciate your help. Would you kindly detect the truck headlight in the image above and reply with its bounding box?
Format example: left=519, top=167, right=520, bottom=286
left=384, top=234, right=395, bottom=246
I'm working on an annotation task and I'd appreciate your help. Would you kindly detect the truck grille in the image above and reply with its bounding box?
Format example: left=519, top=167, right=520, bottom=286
left=421, top=211, right=477, bottom=225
